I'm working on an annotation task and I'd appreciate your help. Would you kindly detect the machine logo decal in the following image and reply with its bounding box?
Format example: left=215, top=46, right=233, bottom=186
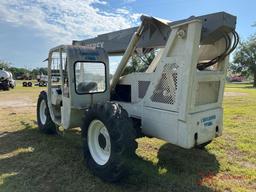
left=201, top=115, right=216, bottom=127
left=80, top=52, right=99, bottom=60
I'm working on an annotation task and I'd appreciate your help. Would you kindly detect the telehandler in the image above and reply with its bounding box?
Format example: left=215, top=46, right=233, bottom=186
left=37, top=12, right=238, bottom=181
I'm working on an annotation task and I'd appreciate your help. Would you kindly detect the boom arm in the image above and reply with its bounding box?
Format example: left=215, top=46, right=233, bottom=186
left=73, top=12, right=236, bottom=55
left=73, top=12, right=237, bottom=91
left=110, top=24, right=144, bottom=91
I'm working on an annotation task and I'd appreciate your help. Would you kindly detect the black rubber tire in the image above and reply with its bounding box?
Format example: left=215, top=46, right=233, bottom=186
left=27, top=82, right=32, bottom=87
left=10, top=83, right=15, bottom=89
left=3, top=86, right=9, bottom=91
left=22, top=82, right=27, bottom=87
left=195, top=140, right=212, bottom=150
left=2, top=82, right=10, bottom=91
left=37, top=91, right=58, bottom=134
left=81, top=102, right=138, bottom=182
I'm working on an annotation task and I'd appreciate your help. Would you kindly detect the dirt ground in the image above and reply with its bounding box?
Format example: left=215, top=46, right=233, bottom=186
left=0, top=86, right=42, bottom=133
left=0, top=97, right=36, bottom=108
left=0, top=84, right=41, bottom=107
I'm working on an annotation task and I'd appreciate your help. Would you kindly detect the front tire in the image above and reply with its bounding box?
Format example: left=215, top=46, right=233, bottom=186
left=82, top=102, right=137, bottom=182
left=37, top=91, right=58, bottom=134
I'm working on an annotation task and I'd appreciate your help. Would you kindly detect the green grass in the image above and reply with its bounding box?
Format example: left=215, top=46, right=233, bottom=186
left=0, top=82, right=255, bottom=192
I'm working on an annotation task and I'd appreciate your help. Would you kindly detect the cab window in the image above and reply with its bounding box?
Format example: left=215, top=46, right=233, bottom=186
left=75, top=62, right=106, bottom=94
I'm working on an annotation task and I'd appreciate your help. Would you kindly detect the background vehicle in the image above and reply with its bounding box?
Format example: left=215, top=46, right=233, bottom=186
left=35, top=74, right=48, bottom=87
left=0, top=68, right=15, bottom=90
left=229, top=75, right=244, bottom=82
left=37, top=12, right=238, bottom=181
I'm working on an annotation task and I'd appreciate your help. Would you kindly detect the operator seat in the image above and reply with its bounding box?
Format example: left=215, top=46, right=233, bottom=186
left=77, top=82, right=97, bottom=93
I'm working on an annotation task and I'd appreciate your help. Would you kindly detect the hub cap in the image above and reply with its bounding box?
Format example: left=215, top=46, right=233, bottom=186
left=88, top=120, right=111, bottom=165
left=39, top=100, right=47, bottom=125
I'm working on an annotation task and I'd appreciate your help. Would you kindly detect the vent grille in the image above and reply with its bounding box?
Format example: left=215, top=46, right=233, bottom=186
left=150, top=63, right=178, bottom=104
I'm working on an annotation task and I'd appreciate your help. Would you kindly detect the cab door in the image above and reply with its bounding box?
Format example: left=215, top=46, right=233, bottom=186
left=47, top=48, right=67, bottom=125
left=61, top=46, right=110, bottom=129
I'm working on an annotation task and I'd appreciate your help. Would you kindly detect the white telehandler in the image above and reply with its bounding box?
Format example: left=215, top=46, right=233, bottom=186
left=36, top=12, right=238, bottom=181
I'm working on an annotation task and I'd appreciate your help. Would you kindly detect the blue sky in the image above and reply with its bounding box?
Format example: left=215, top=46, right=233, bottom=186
left=0, top=0, right=255, bottom=70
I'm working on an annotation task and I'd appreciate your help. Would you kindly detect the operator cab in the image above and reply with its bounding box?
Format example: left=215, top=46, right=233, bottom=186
left=47, top=45, right=109, bottom=129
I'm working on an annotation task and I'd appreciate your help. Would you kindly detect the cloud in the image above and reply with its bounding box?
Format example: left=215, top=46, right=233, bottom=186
left=0, top=0, right=141, bottom=44
left=123, top=0, right=136, bottom=3
left=116, top=8, right=130, bottom=15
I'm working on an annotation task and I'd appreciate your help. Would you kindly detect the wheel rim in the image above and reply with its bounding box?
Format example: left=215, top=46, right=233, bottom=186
left=88, top=120, right=111, bottom=165
left=39, top=100, right=47, bottom=125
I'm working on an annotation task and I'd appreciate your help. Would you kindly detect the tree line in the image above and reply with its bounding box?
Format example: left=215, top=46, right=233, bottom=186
left=0, top=60, right=47, bottom=79
left=230, top=34, right=256, bottom=87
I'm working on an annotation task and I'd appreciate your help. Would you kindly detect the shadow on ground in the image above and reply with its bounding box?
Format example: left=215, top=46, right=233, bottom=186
left=0, top=122, right=219, bottom=192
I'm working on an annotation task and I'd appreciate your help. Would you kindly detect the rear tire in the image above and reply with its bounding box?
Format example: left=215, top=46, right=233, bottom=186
left=81, top=102, right=137, bottom=182
left=37, top=91, right=58, bottom=134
